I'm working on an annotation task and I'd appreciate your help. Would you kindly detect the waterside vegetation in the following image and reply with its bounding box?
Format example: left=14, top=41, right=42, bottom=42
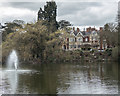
left=1, top=1, right=120, bottom=65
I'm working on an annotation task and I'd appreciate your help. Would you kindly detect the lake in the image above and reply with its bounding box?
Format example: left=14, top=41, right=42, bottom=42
left=0, top=62, right=118, bottom=94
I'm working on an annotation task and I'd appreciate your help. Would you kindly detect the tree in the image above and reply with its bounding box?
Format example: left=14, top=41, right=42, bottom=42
left=58, top=20, right=72, bottom=29
left=38, top=1, right=58, bottom=32
left=2, top=20, right=24, bottom=41
left=38, top=8, right=44, bottom=20
left=2, top=20, right=63, bottom=64
left=103, top=23, right=118, bottom=47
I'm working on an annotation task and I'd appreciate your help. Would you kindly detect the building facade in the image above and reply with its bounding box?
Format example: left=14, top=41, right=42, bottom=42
left=62, top=27, right=107, bottom=51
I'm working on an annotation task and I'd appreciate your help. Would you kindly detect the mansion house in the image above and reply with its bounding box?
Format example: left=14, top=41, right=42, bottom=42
left=62, top=27, right=107, bottom=51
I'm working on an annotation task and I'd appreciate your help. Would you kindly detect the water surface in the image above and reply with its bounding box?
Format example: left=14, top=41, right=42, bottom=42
left=0, top=62, right=118, bottom=94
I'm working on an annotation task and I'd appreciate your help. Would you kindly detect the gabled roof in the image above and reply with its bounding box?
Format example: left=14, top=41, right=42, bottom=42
left=70, top=30, right=84, bottom=37
left=76, top=31, right=84, bottom=37
left=68, top=27, right=99, bottom=37
left=81, top=31, right=91, bottom=36
left=73, top=31, right=78, bottom=36
left=91, top=30, right=98, bottom=35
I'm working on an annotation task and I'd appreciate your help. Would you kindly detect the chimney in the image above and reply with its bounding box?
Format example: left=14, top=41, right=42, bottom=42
left=86, top=28, right=89, bottom=32
left=99, top=27, right=103, bottom=31
left=91, top=28, right=95, bottom=31
left=77, top=28, right=80, bottom=32
left=89, top=27, right=91, bottom=31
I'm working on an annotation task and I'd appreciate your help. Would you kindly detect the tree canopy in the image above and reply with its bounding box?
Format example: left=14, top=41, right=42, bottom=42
left=2, top=21, right=63, bottom=64
left=2, top=20, right=24, bottom=41
left=58, top=20, right=72, bottom=29
left=38, top=1, right=58, bottom=32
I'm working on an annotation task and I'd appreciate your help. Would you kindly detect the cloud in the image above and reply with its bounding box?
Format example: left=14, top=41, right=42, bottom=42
left=0, top=6, right=37, bottom=23
left=0, top=0, right=119, bottom=2
left=57, top=2, right=103, bottom=16
left=6, top=2, right=45, bottom=11
left=57, top=2, right=118, bottom=26
left=0, top=1, right=118, bottom=26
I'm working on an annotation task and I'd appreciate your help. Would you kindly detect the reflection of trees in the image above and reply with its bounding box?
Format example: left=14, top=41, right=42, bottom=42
left=16, top=62, right=118, bottom=94
left=100, top=63, right=104, bottom=85
left=18, top=63, right=60, bottom=94
left=103, top=62, right=118, bottom=80
left=56, top=63, right=72, bottom=92
left=87, top=63, right=92, bottom=80
left=83, top=62, right=118, bottom=85
left=7, top=71, right=18, bottom=94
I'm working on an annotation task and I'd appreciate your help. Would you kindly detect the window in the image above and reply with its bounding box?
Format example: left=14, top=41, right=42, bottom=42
left=63, top=45, right=66, bottom=50
left=67, top=38, right=69, bottom=42
left=78, top=45, right=80, bottom=48
left=70, top=38, right=74, bottom=42
left=70, top=45, right=73, bottom=48
left=78, top=37, right=83, bottom=42
left=70, top=45, right=74, bottom=48
left=74, top=45, right=76, bottom=48
left=85, top=38, right=88, bottom=42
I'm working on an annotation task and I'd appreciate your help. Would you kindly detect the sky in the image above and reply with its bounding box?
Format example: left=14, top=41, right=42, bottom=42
left=0, top=0, right=119, bottom=27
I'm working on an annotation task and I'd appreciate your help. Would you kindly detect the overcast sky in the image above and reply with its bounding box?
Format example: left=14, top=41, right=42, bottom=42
left=0, top=0, right=118, bottom=26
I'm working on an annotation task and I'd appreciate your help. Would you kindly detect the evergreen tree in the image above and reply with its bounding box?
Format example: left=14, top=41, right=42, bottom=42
left=38, top=8, right=44, bottom=20
left=38, top=1, right=58, bottom=32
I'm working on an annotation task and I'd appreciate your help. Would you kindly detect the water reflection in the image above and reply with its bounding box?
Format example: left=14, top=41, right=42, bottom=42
left=7, top=70, right=18, bottom=94
left=1, top=70, right=32, bottom=94
left=1, top=62, right=118, bottom=94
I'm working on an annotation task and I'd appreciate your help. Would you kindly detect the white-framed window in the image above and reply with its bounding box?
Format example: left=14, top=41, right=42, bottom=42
left=70, top=45, right=74, bottom=48
left=69, top=38, right=74, bottom=42
left=74, top=45, right=76, bottom=48
left=78, top=45, right=80, bottom=48
left=77, top=37, right=83, bottom=42
left=85, top=38, right=88, bottom=42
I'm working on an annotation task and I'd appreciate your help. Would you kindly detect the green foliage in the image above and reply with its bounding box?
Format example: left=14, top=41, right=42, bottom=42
left=102, top=23, right=119, bottom=61
left=103, top=23, right=118, bottom=47
left=58, top=20, right=71, bottom=29
left=38, top=1, right=58, bottom=32
left=2, top=20, right=24, bottom=41
left=2, top=21, right=62, bottom=64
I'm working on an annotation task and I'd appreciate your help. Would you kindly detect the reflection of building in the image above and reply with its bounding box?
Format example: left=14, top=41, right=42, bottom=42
left=62, top=27, right=107, bottom=51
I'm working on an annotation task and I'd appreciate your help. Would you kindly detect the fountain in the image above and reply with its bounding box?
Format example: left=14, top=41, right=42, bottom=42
left=7, top=50, right=18, bottom=70
left=1, top=50, right=33, bottom=94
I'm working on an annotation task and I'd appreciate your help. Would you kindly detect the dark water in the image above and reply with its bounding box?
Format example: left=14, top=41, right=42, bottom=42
left=0, top=62, right=118, bottom=94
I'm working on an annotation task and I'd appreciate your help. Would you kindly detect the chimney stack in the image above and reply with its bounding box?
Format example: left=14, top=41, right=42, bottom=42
left=89, top=27, right=91, bottom=31
left=86, top=28, right=89, bottom=32
left=99, top=27, right=103, bottom=31
left=77, top=28, right=80, bottom=32
left=91, top=28, right=95, bottom=31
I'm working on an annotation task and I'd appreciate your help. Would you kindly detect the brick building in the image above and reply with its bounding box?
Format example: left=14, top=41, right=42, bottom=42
left=62, top=27, right=107, bottom=51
